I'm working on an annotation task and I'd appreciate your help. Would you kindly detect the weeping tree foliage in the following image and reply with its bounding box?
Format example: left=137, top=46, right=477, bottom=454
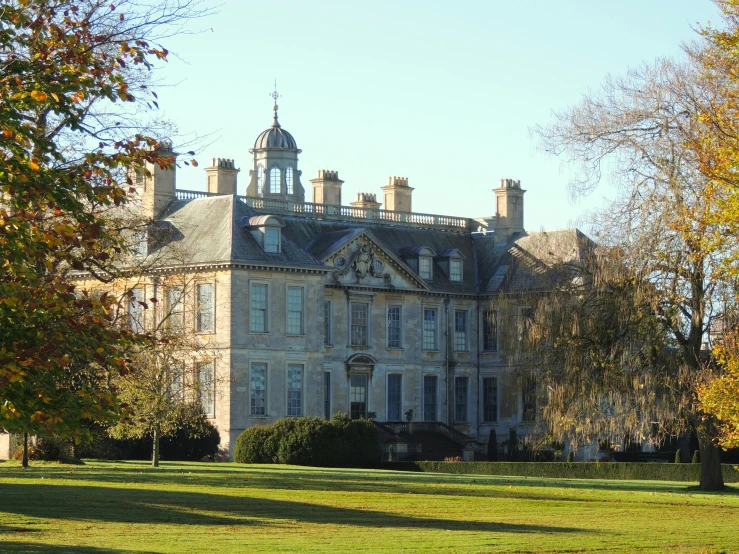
left=534, top=56, right=734, bottom=490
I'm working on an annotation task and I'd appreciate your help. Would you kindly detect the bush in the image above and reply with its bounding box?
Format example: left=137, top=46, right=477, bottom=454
left=567, top=450, right=575, bottom=463
left=674, top=450, right=682, bottom=464
left=507, top=428, right=518, bottom=461
left=36, top=435, right=79, bottom=463
left=234, top=414, right=381, bottom=467
left=487, top=429, right=498, bottom=462
left=382, top=461, right=739, bottom=482
left=692, top=450, right=700, bottom=464
left=160, top=416, right=220, bottom=461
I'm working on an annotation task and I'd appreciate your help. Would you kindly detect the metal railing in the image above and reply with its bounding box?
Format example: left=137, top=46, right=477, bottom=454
left=374, top=421, right=483, bottom=452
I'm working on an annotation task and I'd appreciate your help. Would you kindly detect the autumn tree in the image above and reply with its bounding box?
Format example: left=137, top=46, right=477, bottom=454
left=0, top=0, right=205, bottom=466
left=535, top=58, right=732, bottom=490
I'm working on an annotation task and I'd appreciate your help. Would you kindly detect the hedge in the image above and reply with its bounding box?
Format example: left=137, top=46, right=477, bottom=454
left=383, top=461, right=739, bottom=482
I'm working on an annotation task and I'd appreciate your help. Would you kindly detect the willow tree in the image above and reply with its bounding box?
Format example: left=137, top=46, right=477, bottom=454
left=535, top=58, right=732, bottom=490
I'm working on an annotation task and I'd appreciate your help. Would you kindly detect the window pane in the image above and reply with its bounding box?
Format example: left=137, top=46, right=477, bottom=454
left=482, top=377, right=498, bottom=423
left=287, top=287, right=303, bottom=335
left=250, top=284, right=267, bottom=333
left=387, top=374, right=402, bottom=421
left=287, top=364, right=303, bottom=417
left=324, top=371, right=331, bottom=419
left=483, top=309, right=498, bottom=352
left=250, top=363, right=267, bottom=416
left=128, top=288, right=144, bottom=333
left=169, top=363, right=183, bottom=401
left=264, top=229, right=280, bottom=253
left=324, top=301, right=332, bottom=346
left=455, top=376, right=469, bottom=423
left=522, top=377, right=537, bottom=422
left=450, top=259, right=463, bottom=282
left=197, top=284, right=213, bottom=332
left=423, top=308, right=437, bottom=350
left=269, top=166, right=280, bottom=194
left=387, top=306, right=401, bottom=348
left=423, top=375, right=438, bottom=422
left=167, top=286, right=184, bottom=331
left=419, top=257, right=432, bottom=279
left=350, top=303, right=368, bottom=346
left=199, top=362, right=214, bottom=417
left=454, top=310, right=467, bottom=351
left=350, top=374, right=367, bottom=419
left=257, top=164, right=264, bottom=194
left=286, top=166, right=294, bottom=195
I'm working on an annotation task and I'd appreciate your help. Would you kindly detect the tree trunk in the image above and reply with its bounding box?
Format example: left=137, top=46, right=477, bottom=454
left=22, top=432, right=28, bottom=468
left=698, top=429, right=724, bottom=491
left=152, top=427, right=160, bottom=468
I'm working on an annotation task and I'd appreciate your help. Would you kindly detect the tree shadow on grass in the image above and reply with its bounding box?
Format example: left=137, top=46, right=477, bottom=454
left=0, top=542, right=139, bottom=554
left=0, top=483, right=588, bottom=535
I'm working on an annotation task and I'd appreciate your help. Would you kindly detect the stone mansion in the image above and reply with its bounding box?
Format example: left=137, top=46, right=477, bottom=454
left=5, top=102, right=586, bottom=462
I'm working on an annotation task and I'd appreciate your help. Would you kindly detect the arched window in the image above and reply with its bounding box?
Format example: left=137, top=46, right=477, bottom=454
left=257, top=164, right=264, bottom=194
left=269, top=166, right=281, bottom=194
left=285, top=166, right=294, bottom=195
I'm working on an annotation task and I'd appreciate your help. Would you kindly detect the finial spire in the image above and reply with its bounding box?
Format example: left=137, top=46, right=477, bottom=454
left=269, top=80, right=281, bottom=128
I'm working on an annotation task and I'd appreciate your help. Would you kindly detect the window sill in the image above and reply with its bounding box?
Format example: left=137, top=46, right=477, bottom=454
left=423, top=350, right=440, bottom=354
left=249, top=332, right=270, bottom=335
left=248, top=415, right=270, bottom=419
left=386, top=347, right=404, bottom=351
left=286, top=334, right=306, bottom=337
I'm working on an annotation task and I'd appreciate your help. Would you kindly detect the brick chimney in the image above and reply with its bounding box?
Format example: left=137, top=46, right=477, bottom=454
left=311, top=170, right=343, bottom=205
left=494, top=178, right=525, bottom=241
left=205, top=158, right=239, bottom=196
left=350, top=192, right=381, bottom=210
left=138, top=141, right=178, bottom=219
left=381, top=176, right=413, bottom=212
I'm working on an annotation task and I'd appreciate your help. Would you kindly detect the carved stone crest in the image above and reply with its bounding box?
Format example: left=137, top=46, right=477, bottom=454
left=332, top=243, right=391, bottom=284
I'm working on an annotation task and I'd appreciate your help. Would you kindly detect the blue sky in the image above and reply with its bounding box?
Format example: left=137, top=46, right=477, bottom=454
left=158, top=1, right=721, bottom=231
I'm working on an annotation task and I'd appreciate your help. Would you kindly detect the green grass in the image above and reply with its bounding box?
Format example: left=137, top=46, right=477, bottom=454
left=1, top=460, right=738, bottom=553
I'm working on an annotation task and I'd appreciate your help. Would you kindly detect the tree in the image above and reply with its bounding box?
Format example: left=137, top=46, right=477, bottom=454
left=0, top=0, right=205, bottom=466
left=535, top=58, right=733, bottom=490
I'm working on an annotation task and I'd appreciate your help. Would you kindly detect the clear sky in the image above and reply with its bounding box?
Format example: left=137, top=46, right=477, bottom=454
left=157, top=0, right=721, bottom=231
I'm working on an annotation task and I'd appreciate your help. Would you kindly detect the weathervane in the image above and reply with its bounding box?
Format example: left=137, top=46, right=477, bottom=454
left=269, top=80, right=281, bottom=126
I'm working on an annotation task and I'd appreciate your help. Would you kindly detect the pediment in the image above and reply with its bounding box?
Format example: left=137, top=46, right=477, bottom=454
left=323, top=232, right=428, bottom=290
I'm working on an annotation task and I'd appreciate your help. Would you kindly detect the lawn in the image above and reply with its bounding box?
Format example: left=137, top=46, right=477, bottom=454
left=0, top=460, right=738, bottom=553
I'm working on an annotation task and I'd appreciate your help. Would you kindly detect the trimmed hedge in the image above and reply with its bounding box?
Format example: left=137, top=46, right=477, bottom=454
left=234, top=414, right=381, bottom=467
left=383, top=461, right=739, bottom=482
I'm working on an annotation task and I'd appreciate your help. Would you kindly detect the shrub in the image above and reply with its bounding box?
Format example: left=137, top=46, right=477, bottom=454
left=507, top=428, right=518, bottom=461
left=160, top=416, right=220, bottom=461
left=567, top=450, right=575, bottom=463
left=36, top=435, right=79, bottom=463
left=487, top=429, right=498, bottom=461
left=234, top=414, right=381, bottom=467
left=674, top=450, right=682, bottom=464
left=692, top=450, right=700, bottom=464
left=444, top=456, right=463, bottom=462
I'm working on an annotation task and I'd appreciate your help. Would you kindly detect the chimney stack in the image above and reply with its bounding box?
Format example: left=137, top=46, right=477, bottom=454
left=205, top=158, right=239, bottom=196
left=311, top=169, right=344, bottom=205
left=494, top=178, right=525, bottom=241
left=139, top=141, right=177, bottom=219
left=350, top=192, right=381, bottom=210
left=381, top=176, right=413, bottom=212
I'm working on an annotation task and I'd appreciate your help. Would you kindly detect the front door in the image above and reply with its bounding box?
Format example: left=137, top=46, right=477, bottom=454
left=350, top=374, right=368, bottom=419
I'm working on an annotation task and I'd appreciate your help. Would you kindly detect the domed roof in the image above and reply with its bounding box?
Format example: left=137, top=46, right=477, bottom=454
left=253, top=106, right=298, bottom=150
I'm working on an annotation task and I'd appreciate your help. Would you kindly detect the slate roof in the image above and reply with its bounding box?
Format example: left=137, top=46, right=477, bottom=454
left=154, top=196, right=590, bottom=295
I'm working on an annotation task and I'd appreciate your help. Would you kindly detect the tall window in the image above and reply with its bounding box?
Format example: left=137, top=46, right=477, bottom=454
left=324, top=300, right=333, bottom=346
left=128, top=288, right=144, bottom=333
left=455, top=376, right=469, bottom=423
left=522, top=377, right=537, bottom=422
left=257, top=164, right=264, bottom=194
left=269, top=166, right=281, bottom=194
left=387, top=374, right=402, bottom=421
left=250, top=363, right=267, bottom=416
left=419, top=256, right=433, bottom=279
left=350, top=373, right=368, bottom=419
left=483, top=309, right=498, bottom=352
left=482, top=377, right=498, bottom=423
left=387, top=305, right=401, bottom=348
left=134, top=231, right=147, bottom=257
left=324, top=371, right=331, bottom=419
left=287, top=364, right=303, bottom=417
left=450, top=259, right=463, bottom=282
left=264, top=228, right=280, bottom=253
left=423, top=375, right=438, bottom=422
left=196, top=283, right=214, bottom=333
left=286, top=287, right=304, bottom=335
left=285, top=166, right=294, bottom=195
left=520, top=307, right=534, bottom=342
left=423, top=308, right=437, bottom=350
left=169, top=363, right=183, bottom=401
left=350, top=303, right=369, bottom=346
left=454, top=310, right=467, bottom=351
left=167, top=286, right=184, bottom=332
left=250, top=283, right=267, bottom=333
left=198, top=362, right=214, bottom=417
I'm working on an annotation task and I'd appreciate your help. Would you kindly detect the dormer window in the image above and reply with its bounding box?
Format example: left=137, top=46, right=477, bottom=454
left=244, top=215, right=285, bottom=254
left=419, top=256, right=433, bottom=280
left=265, top=228, right=280, bottom=253
left=450, top=259, right=463, bottom=282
